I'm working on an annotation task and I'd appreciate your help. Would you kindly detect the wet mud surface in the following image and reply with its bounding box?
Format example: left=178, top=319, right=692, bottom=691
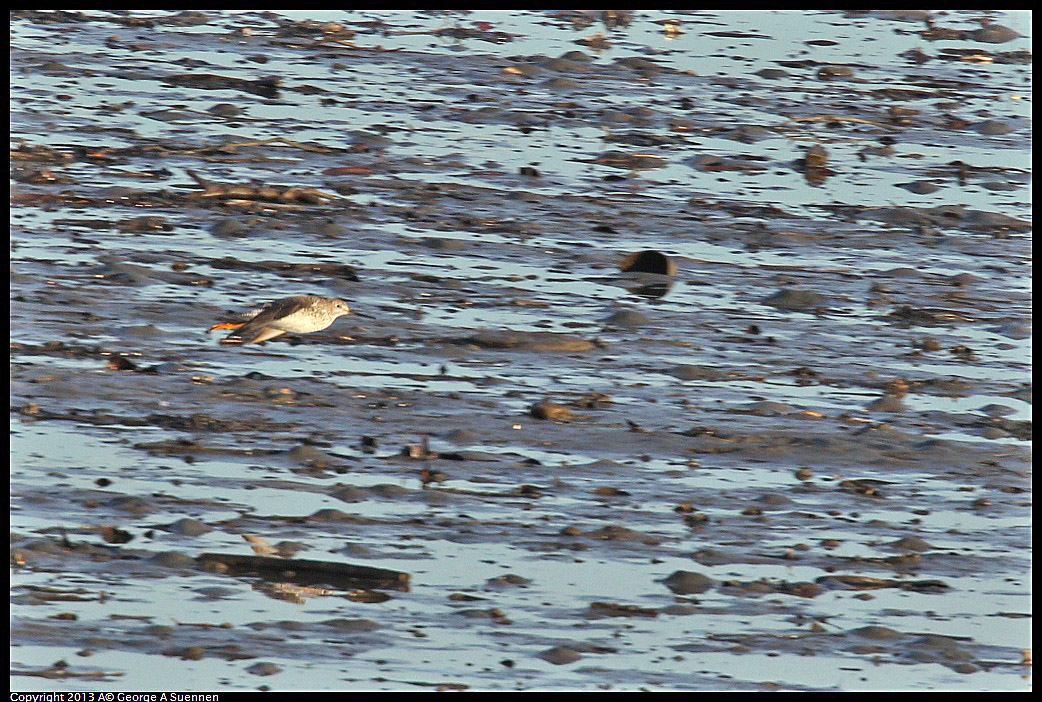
left=11, top=10, right=1031, bottom=692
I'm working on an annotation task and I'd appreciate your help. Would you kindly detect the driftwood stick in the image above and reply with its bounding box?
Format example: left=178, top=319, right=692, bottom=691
left=185, top=169, right=340, bottom=204
left=198, top=552, right=410, bottom=589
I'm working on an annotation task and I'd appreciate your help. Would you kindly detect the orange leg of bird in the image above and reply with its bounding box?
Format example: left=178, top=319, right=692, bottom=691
left=208, top=322, right=246, bottom=332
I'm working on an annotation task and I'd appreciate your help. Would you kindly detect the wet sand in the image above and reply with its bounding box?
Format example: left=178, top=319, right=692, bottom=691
left=11, top=10, right=1031, bottom=692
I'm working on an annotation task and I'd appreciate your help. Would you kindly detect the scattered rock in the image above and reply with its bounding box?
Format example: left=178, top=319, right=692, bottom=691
left=661, top=570, right=715, bottom=594
left=762, top=289, right=828, bottom=311
left=537, top=646, right=582, bottom=665
left=530, top=400, right=574, bottom=421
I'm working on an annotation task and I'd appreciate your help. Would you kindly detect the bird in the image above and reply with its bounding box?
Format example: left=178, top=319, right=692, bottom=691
left=208, top=295, right=351, bottom=344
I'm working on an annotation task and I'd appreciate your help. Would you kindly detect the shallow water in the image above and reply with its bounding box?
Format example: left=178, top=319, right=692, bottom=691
left=11, top=9, right=1031, bottom=692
